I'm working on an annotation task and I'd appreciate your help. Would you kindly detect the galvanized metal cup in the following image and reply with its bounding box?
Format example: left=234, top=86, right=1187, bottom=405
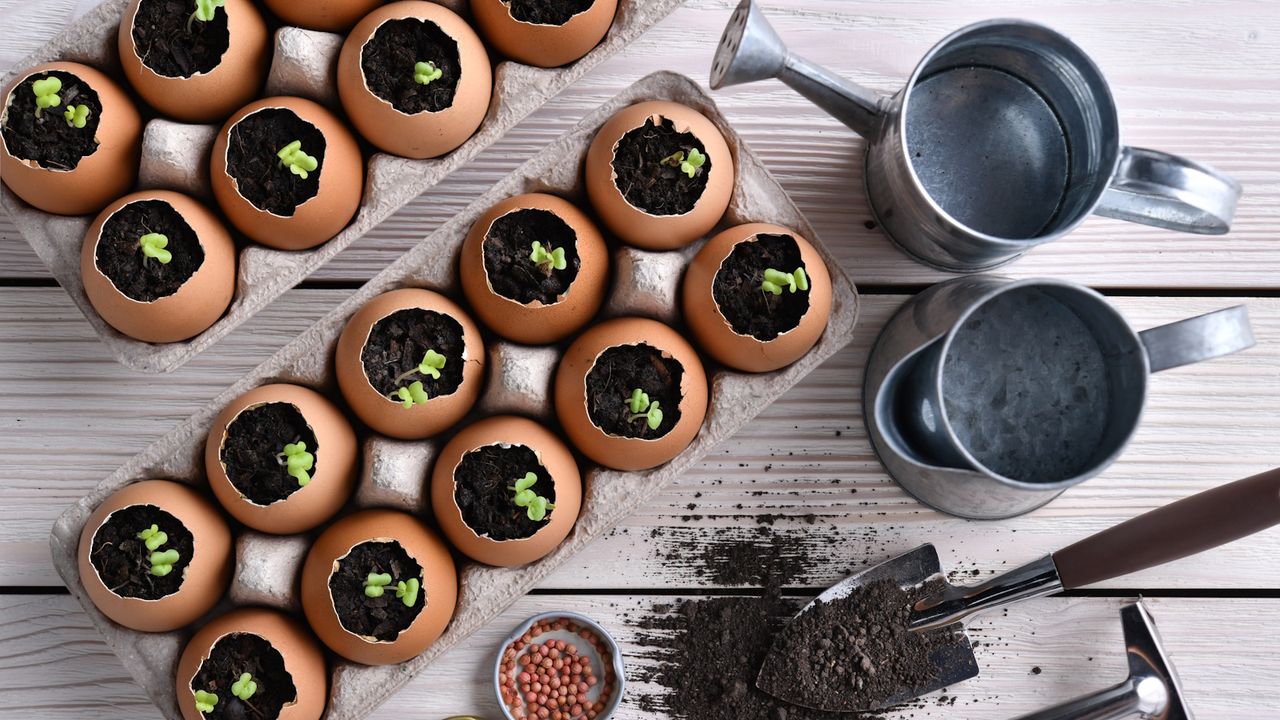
left=866, top=276, right=1255, bottom=519
left=493, top=611, right=625, bottom=720
left=713, top=1, right=1243, bottom=271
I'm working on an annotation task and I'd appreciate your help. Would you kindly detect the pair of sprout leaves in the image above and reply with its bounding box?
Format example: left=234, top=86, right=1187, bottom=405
left=627, top=388, right=664, bottom=431
left=136, top=524, right=180, bottom=576
left=414, top=61, right=444, bottom=86
left=193, top=672, right=256, bottom=714
left=392, top=349, right=447, bottom=409
left=363, top=572, right=422, bottom=606
left=510, top=471, right=555, bottom=522
left=277, top=140, right=319, bottom=180
left=275, top=441, right=315, bottom=487
left=31, top=76, right=91, bottom=128
left=661, top=147, right=707, bottom=179
left=762, top=267, right=809, bottom=296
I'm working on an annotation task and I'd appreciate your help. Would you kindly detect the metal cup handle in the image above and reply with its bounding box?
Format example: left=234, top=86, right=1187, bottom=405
left=1096, top=146, right=1243, bottom=235
left=1138, top=305, right=1255, bottom=374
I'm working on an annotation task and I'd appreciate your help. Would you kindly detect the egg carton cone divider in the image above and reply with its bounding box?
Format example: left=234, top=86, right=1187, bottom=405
left=50, top=72, right=861, bottom=719
left=0, top=0, right=686, bottom=373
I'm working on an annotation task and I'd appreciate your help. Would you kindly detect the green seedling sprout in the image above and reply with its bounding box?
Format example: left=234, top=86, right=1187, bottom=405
left=530, top=241, right=567, bottom=274
left=231, top=673, right=257, bottom=701
left=414, top=61, right=443, bottom=85
left=32, top=76, right=61, bottom=118
left=136, top=524, right=169, bottom=552
left=276, top=441, right=314, bottom=487
left=193, top=690, right=218, bottom=714
left=150, top=548, right=180, bottom=577
left=364, top=572, right=392, bottom=597
left=509, top=471, right=555, bottom=522
left=277, top=140, right=319, bottom=179
left=394, top=349, right=446, bottom=386
left=188, top=0, right=225, bottom=32
left=394, top=578, right=420, bottom=606
left=63, top=104, right=90, bottom=128
left=761, top=267, right=810, bottom=296
left=393, top=381, right=429, bottom=409
left=661, top=147, right=707, bottom=179
left=365, top=572, right=420, bottom=606
left=625, top=388, right=663, bottom=430
left=139, top=232, right=172, bottom=265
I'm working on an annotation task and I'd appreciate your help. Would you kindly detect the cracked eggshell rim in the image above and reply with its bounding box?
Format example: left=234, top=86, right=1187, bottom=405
left=205, top=383, right=358, bottom=534
left=555, top=316, right=708, bottom=470
left=300, top=509, right=458, bottom=665
left=176, top=607, right=328, bottom=720
left=338, top=1, right=493, bottom=159
left=210, top=96, right=364, bottom=250
left=585, top=100, right=733, bottom=250
left=460, top=193, right=610, bottom=345
left=0, top=62, right=142, bottom=216
left=118, top=0, right=270, bottom=122
left=335, top=288, right=487, bottom=440
left=77, top=480, right=232, bottom=632
left=431, top=415, right=582, bottom=567
left=683, top=223, right=834, bottom=373
left=472, top=0, right=618, bottom=68
left=263, top=0, right=387, bottom=33
left=81, top=189, right=236, bottom=344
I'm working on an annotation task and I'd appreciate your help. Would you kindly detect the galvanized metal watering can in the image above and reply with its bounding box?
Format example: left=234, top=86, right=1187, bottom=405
left=712, top=1, right=1244, bottom=272
left=864, top=276, right=1254, bottom=519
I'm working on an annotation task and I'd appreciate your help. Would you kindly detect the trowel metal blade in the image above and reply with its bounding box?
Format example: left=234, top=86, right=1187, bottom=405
left=756, top=544, right=979, bottom=713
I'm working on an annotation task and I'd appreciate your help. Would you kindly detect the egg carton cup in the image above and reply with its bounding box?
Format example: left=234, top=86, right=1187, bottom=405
left=0, top=0, right=685, bottom=373
left=50, top=72, right=861, bottom=720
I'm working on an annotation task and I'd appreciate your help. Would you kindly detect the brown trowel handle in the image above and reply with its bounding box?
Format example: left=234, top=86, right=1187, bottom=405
left=1054, top=467, right=1280, bottom=589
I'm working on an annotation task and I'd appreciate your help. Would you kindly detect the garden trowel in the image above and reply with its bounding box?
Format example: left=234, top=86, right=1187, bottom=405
left=757, top=466, right=1280, bottom=712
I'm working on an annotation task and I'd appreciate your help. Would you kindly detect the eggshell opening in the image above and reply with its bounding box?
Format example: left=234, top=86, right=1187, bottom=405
left=472, top=0, right=618, bottom=68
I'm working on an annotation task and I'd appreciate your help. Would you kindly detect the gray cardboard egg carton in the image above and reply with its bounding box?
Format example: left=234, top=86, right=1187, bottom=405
left=50, top=72, right=861, bottom=719
left=0, top=0, right=685, bottom=373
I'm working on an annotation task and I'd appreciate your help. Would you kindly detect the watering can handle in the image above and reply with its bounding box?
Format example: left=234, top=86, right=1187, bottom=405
left=1095, top=146, right=1243, bottom=235
left=1138, top=304, right=1254, bottom=373
left=1053, top=467, right=1280, bottom=589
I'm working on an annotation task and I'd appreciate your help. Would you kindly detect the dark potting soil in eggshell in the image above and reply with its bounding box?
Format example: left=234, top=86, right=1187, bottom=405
left=713, top=233, right=810, bottom=341
left=611, top=117, right=711, bottom=216
left=361, top=18, right=461, bottom=114
left=586, top=344, right=684, bottom=439
left=329, top=541, right=425, bottom=641
left=484, top=208, right=581, bottom=305
left=2, top=70, right=102, bottom=170
left=96, top=199, right=205, bottom=302
left=226, top=108, right=325, bottom=216
left=507, top=0, right=595, bottom=25
left=453, top=443, right=557, bottom=541
left=192, top=632, right=297, bottom=720
left=220, top=402, right=319, bottom=505
left=89, top=504, right=194, bottom=600
left=131, top=0, right=231, bottom=78
left=361, top=308, right=467, bottom=397
left=755, top=578, right=954, bottom=711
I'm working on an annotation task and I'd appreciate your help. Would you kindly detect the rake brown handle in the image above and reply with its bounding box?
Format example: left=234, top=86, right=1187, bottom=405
left=1054, top=467, right=1280, bottom=589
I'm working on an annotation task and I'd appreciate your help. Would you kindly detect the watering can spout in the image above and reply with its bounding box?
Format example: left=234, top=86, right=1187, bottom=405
left=712, top=0, right=886, bottom=137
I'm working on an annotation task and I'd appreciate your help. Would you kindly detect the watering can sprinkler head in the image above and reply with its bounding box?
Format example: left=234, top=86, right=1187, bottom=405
left=711, top=0, right=788, bottom=89
left=711, top=0, right=886, bottom=137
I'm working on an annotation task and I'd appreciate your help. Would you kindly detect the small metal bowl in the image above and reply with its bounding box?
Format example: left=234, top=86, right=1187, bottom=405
left=493, top=611, right=626, bottom=720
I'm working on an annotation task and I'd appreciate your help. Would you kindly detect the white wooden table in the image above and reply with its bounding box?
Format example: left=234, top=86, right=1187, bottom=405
left=2, top=0, right=1279, bottom=717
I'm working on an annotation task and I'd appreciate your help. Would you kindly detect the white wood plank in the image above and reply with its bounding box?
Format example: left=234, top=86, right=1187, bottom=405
left=3, top=0, right=1280, bottom=287
left=0, top=594, right=1274, bottom=718
left=3, top=288, right=1278, bottom=590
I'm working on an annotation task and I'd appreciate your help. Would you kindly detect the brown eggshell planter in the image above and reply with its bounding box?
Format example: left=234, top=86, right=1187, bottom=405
left=460, top=192, right=611, bottom=345
left=176, top=607, right=328, bottom=720
left=431, top=416, right=583, bottom=567
left=472, top=0, right=620, bottom=68
left=337, top=2, right=493, bottom=159
left=684, top=222, right=835, bottom=373
left=117, top=0, right=271, bottom=123
left=2, top=0, right=686, bottom=372
left=51, top=73, right=860, bottom=720
left=1, top=61, right=142, bottom=216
